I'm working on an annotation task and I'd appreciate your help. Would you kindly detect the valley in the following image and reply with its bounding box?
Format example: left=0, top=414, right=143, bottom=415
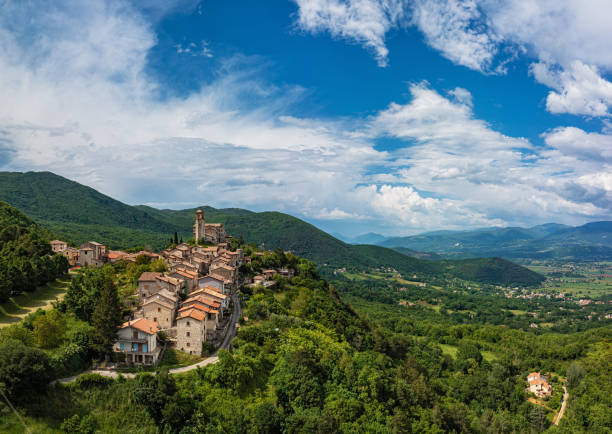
left=0, top=172, right=610, bottom=433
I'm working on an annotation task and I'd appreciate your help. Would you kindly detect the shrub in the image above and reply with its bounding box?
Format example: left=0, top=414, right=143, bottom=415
left=74, top=373, right=114, bottom=389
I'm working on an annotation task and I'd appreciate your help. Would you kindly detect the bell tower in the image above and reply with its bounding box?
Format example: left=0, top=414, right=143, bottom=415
left=193, top=209, right=205, bottom=242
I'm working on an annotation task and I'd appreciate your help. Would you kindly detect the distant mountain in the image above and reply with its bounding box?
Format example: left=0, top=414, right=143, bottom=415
left=379, top=222, right=612, bottom=260
left=0, top=171, right=543, bottom=286
left=391, top=247, right=443, bottom=261
left=351, top=232, right=388, bottom=244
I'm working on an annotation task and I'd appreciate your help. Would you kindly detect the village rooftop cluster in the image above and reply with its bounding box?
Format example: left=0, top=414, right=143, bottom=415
left=49, top=210, right=292, bottom=366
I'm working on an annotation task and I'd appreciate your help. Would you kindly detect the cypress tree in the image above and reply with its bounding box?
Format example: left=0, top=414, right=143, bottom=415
left=90, top=277, right=122, bottom=358
left=174, top=232, right=179, bottom=244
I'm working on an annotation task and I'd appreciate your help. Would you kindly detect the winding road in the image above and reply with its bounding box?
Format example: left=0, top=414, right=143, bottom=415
left=57, top=292, right=241, bottom=383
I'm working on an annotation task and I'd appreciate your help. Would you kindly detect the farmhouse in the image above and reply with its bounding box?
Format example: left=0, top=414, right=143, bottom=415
left=527, top=372, right=552, bottom=397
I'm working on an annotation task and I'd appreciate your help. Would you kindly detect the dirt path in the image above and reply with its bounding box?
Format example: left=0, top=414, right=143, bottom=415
left=57, top=293, right=241, bottom=383
left=554, top=387, right=569, bottom=425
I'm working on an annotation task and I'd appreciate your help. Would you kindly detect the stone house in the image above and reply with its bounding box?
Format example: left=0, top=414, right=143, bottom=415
left=209, top=264, right=236, bottom=284
left=262, top=269, right=278, bottom=279
left=142, top=296, right=175, bottom=329
left=78, top=241, right=107, bottom=267
left=190, top=286, right=228, bottom=309
left=50, top=240, right=68, bottom=253
left=168, top=268, right=199, bottom=292
left=137, top=272, right=163, bottom=303
left=62, top=247, right=79, bottom=266
left=205, top=223, right=227, bottom=244
left=197, top=275, right=225, bottom=294
left=114, top=318, right=161, bottom=365
left=176, top=309, right=206, bottom=355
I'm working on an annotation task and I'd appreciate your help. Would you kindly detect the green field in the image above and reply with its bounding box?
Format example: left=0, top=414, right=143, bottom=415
left=0, top=276, right=71, bottom=327
left=527, top=262, right=612, bottom=297
left=439, top=344, right=498, bottom=362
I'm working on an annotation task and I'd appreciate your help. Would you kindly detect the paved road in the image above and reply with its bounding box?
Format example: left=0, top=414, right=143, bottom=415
left=57, top=293, right=241, bottom=383
left=554, top=386, right=569, bottom=425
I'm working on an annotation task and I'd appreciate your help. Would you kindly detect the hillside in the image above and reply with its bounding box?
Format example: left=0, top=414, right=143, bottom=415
left=0, top=201, right=68, bottom=302
left=380, top=223, right=612, bottom=260
left=0, top=171, right=543, bottom=286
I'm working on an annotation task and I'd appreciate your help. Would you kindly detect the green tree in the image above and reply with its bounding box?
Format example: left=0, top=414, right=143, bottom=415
left=89, top=277, right=122, bottom=357
left=0, top=339, right=52, bottom=401
left=151, top=258, right=167, bottom=272
left=566, top=362, right=586, bottom=390
left=33, top=310, right=67, bottom=348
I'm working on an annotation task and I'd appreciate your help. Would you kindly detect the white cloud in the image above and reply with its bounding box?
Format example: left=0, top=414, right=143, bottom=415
left=542, top=126, right=612, bottom=163
left=294, top=0, right=612, bottom=116
left=291, top=0, right=407, bottom=67
left=531, top=61, right=612, bottom=117
left=411, top=0, right=499, bottom=73
left=176, top=41, right=214, bottom=58
left=0, top=0, right=610, bottom=235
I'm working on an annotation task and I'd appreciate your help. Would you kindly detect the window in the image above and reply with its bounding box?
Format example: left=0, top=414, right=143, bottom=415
left=186, top=321, right=190, bottom=326
left=186, top=331, right=190, bottom=337
left=133, top=331, right=138, bottom=339
left=153, top=317, right=157, bottom=322
left=158, top=307, right=161, bottom=313
left=119, top=343, right=124, bottom=351
left=186, top=342, right=190, bottom=347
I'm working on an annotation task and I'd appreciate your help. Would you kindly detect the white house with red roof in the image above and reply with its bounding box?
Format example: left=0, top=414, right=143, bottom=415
left=114, top=318, right=161, bottom=365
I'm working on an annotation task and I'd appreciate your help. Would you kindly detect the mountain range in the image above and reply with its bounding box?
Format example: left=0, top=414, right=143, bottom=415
left=374, top=222, right=612, bottom=261
left=0, top=171, right=546, bottom=286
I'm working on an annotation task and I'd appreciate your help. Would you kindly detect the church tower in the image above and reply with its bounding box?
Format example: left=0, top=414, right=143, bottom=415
left=193, top=209, right=205, bottom=242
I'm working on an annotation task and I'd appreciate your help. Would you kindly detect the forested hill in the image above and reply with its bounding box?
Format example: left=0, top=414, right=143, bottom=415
left=0, top=201, right=69, bottom=302
left=0, top=171, right=543, bottom=287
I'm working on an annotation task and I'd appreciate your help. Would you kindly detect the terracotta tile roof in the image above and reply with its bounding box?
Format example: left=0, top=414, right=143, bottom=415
left=120, top=318, right=160, bottom=335
left=184, top=295, right=221, bottom=309
left=156, top=275, right=182, bottom=286
left=178, top=309, right=206, bottom=321
left=138, top=272, right=163, bottom=282
left=203, top=285, right=222, bottom=294
left=179, top=303, right=217, bottom=315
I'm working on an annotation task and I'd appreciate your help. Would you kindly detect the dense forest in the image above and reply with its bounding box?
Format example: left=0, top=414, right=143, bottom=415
left=0, top=201, right=68, bottom=303
left=1, top=249, right=610, bottom=433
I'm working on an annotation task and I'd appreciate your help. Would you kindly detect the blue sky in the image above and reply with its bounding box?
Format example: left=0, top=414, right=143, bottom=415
left=1, top=0, right=611, bottom=237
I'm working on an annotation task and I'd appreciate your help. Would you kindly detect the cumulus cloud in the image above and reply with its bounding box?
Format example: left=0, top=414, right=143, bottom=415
left=293, top=0, right=612, bottom=116
left=411, top=0, right=500, bottom=73
left=0, top=0, right=610, bottom=234
left=291, top=0, right=408, bottom=66
left=531, top=61, right=612, bottom=117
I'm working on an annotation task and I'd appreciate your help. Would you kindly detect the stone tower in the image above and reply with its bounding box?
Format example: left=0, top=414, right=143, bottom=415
left=193, top=209, right=205, bottom=242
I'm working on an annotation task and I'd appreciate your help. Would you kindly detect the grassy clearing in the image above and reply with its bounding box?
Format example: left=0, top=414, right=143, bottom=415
left=0, top=276, right=71, bottom=327
left=439, top=344, right=458, bottom=358
left=158, top=349, right=204, bottom=369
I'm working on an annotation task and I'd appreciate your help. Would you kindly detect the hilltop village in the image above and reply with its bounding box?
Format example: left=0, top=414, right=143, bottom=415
left=49, top=210, right=291, bottom=365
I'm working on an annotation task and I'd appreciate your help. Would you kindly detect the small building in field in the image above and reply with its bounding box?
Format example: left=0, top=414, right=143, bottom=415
left=527, top=372, right=552, bottom=398
left=114, top=318, right=161, bottom=365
